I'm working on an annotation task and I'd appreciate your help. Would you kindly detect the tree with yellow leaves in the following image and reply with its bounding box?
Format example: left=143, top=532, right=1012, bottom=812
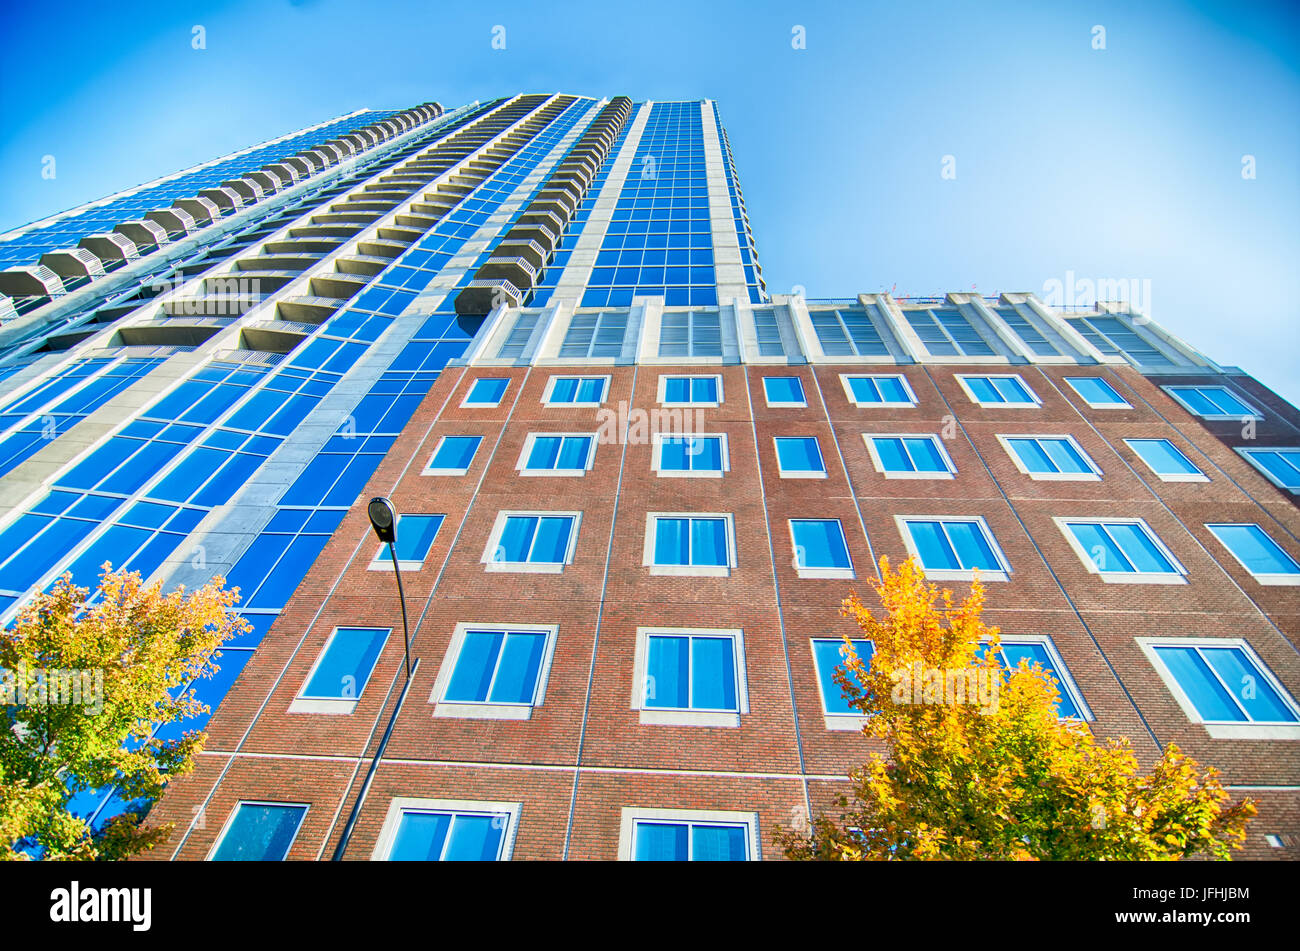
left=0, top=566, right=248, bottom=860
left=776, top=557, right=1255, bottom=860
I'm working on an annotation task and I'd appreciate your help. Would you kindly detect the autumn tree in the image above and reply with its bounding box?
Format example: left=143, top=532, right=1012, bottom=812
left=776, top=556, right=1255, bottom=860
left=0, top=566, right=248, bottom=860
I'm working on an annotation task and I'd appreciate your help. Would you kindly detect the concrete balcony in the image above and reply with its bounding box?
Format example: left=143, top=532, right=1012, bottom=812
left=477, top=256, right=537, bottom=291
left=493, top=238, right=548, bottom=270
left=40, top=248, right=106, bottom=280
left=454, top=278, right=523, bottom=317
left=79, top=232, right=139, bottom=262
left=276, top=295, right=346, bottom=324
left=113, top=219, right=168, bottom=249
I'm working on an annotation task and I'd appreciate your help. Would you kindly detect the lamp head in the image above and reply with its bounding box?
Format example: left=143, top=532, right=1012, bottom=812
left=367, top=497, right=397, bottom=544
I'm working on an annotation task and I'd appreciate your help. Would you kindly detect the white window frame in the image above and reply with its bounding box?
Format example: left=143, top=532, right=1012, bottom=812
left=423, top=434, right=483, bottom=476
left=460, top=377, right=511, bottom=408
left=1163, top=384, right=1263, bottom=421
left=643, top=512, right=737, bottom=576
left=541, top=374, right=611, bottom=407
left=481, top=510, right=582, bottom=574
left=1136, top=636, right=1300, bottom=740
left=207, top=800, right=309, bottom=861
left=367, top=514, right=443, bottom=571
left=617, top=807, right=760, bottom=861
left=864, top=433, right=957, bottom=480
left=1237, top=447, right=1300, bottom=494
left=289, top=626, right=391, bottom=715
left=657, top=373, right=722, bottom=407
left=981, top=634, right=1093, bottom=721
left=809, top=637, right=872, bottom=731
left=651, top=432, right=730, bottom=478
left=429, top=622, right=560, bottom=720
left=1123, top=437, right=1208, bottom=483
left=896, top=515, right=1011, bottom=582
left=839, top=373, right=917, bottom=409
left=516, top=432, right=597, bottom=477
left=1063, top=376, right=1131, bottom=409
left=997, top=434, right=1101, bottom=482
left=954, top=373, right=1041, bottom=408
left=631, top=626, right=749, bottom=727
left=761, top=375, right=807, bottom=408
left=788, top=517, right=856, bottom=580
left=371, top=797, right=522, bottom=861
left=773, top=436, right=828, bottom=479
left=1206, top=523, right=1300, bottom=587
left=1055, top=516, right=1187, bottom=584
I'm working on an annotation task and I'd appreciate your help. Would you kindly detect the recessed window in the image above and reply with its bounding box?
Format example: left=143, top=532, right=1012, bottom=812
left=291, top=626, right=390, bottom=714
left=633, top=627, right=748, bottom=727
left=1064, top=376, right=1130, bottom=408
left=482, top=512, right=580, bottom=573
left=1058, top=517, right=1185, bottom=583
left=431, top=623, right=558, bottom=719
left=1238, top=447, right=1300, bottom=493
left=210, top=802, right=307, bottom=861
left=462, top=377, right=510, bottom=407
left=618, top=808, right=759, bottom=861
left=373, top=798, right=520, bottom=861
left=999, top=435, right=1099, bottom=480
left=956, top=374, right=1039, bottom=407
left=866, top=434, right=955, bottom=479
left=1164, top=385, right=1261, bottom=420
left=898, top=517, right=1009, bottom=581
left=1124, top=438, right=1206, bottom=482
left=840, top=374, right=915, bottom=408
left=762, top=376, right=806, bottom=407
left=371, top=514, right=443, bottom=570
left=425, top=435, right=482, bottom=475
left=653, top=434, right=728, bottom=477
left=1139, top=638, right=1300, bottom=739
left=644, top=514, right=735, bottom=576
left=789, top=518, right=854, bottom=579
left=1207, top=523, right=1300, bottom=586
left=978, top=635, right=1090, bottom=720
left=517, top=433, right=596, bottom=475
left=811, top=637, right=873, bottom=729
left=543, top=375, right=609, bottom=406
left=659, top=374, right=721, bottom=406
left=774, top=437, right=827, bottom=478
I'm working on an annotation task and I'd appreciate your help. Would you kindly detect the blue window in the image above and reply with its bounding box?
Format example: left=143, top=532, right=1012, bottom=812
left=979, top=638, right=1084, bottom=719
left=644, top=633, right=738, bottom=711
left=1207, top=524, right=1300, bottom=582
left=789, top=519, right=853, bottom=575
left=521, top=434, right=594, bottom=473
left=211, top=803, right=307, bottom=861
left=633, top=820, right=749, bottom=861
left=812, top=638, right=874, bottom=716
left=661, top=375, right=720, bottom=405
left=545, top=376, right=607, bottom=405
left=656, top=435, right=725, bottom=474
left=444, top=629, right=550, bottom=705
left=489, top=513, right=577, bottom=567
left=1165, top=385, right=1260, bottom=420
left=843, top=374, right=913, bottom=406
left=426, top=435, right=482, bottom=474
left=774, top=437, right=825, bottom=476
left=650, top=516, right=732, bottom=569
left=1125, top=438, right=1203, bottom=480
left=1062, top=519, right=1182, bottom=578
left=1002, top=436, right=1096, bottom=477
left=1065, top=376, right=1129, bottom=407
left=902, top=518, right=1006, bottom=575
left=374, top=514, right=443, bottom=567
left=301, top=627, right=389, bottom=701
left=1240, top=448, right=1300, bottom=492
left=763, top=376, right=806, bottom=406
left=464, top=378, right=509, bottom=407
left=388, top=809, right=511, bottom=861
left=959, top=375, right=1037, bottom=406
left=1151, top=643, right=1298, bottom=724
left=869, top=435, right=953, bottom=475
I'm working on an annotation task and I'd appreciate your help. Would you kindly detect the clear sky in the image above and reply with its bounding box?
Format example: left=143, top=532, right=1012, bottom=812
left=1, top=0, right=1296, bottom=401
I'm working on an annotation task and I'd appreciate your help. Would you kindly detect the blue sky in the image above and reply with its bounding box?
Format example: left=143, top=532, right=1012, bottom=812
left=2, top=0, right=1296, bottom=401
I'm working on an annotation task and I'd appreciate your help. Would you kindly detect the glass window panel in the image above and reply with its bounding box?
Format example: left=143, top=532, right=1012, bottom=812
left=489, top=632, right=547, bottom=704
left=1201, top=648, right=1296, bottom=723
left=1209, top=524, right=1299, bottom=576
left=1153, top=646, right=1244, bottom=722
left=873, top=437, right=911, bottom=472
left=691, top=824, right=747, bottom=861
left=763, top=377, right=804, bottom=404
left=654, top=517, right=691, bottom=565
left=813, top=638, right=873, bottom=715
left=529, top=516, right=572, bottom=563
left=646, top=635, right=690, bottom=708
left=904, top=437, right=947, bottom=472
left=635, top=822, right=688, bottom=861
left=496, top=516, right=537, bottom=562
left=1107, top=523, right=1174, bottom=573
left=445, top=631, right=503, bottom=702
left=1008, top=438, right=1055, bottom=473
left=442, top=814, right=503, bottom=861
left=212, top=803, right=305, bottom=861
left=907, top=520, right=958, bottom=571
left=390, top=812, right=451, bottom=861
left=1128, top=439, right=1198, bottom=476
left=690, top=518, right=728, bottom=566
left=1067, top=522, right=1133, bottom=573
left=791, top=519, right=851, bottom=569
left=945, top=521, right=999, bottom=570
left=690, top=636, right=736, bottom=710
left=431, top=435, right=481, bottom=470
left=303, top=627, right=388, bottom=699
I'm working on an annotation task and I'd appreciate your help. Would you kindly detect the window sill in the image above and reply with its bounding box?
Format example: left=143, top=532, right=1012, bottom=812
left=1202, top=723, right=1300, bottom=740
left=433, top=702, right=533, bottom=721
left=517, top=469, right=589, bottom=477
left=794, top=567, right=856, bottom=580
left=824, top=714, right=869, bottom=732
left=648, top=564, right=731, bottom=577
left=880, top=470, right=954, bottom=480
left=289, top=697, right=358, bottom=715
left=484, top=562, right=566, bottom=574
left=1088, top=572, right=1186, bottom=585
left=639, top=709, right=740, bottom=728
left=653, top=469, right=724, bottom=479
left=778, top=470, right=828, bottom=480
left=921, top=569, right=1009, bottom=583
left=1024, top=472, right=1100, bottom=482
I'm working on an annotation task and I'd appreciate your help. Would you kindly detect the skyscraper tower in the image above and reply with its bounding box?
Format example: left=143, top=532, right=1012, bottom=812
left=1, top=95, right=1296, bottom=860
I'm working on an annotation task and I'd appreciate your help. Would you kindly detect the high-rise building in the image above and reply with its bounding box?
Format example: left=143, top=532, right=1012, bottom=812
left=1, top=95, right=1296, bottom=861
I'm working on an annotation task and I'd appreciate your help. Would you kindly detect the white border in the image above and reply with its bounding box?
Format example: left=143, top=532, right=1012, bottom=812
left=1163, top=384, right=1263, bottom=421
left=787, top=518, right=856, bottom=579
left=996, top=433, right=1101, bottom=481
left=1206, top=523, right=1300, bottom=587
left=1063, top=375, right=1132, bottom=409
left=838, top=372, right=917, bottom=408
left=617, top=807, right=760, bottom=860
left=651, top=432, right=729, bottom=478
left=773, top=436, right=828, bottom=479
left=371, top=797, right=522, bottom=860
left=1055, top=516, right=1187, bottom=584
left=809, top=637, right=872, bottom=731
left=1123, top=437, right=1208, bottom=483
left=657, top=373, right=722, bottom=407
left=460, top=377, right=511, bottom=408
left=864, top=433, right=957, bottom=480
left=289, top=627, right=392, bottom=715
left=761, top=375, right=807, bottom=407
left=429, top=622, right=560, bottom=720
left=516, top=432, right=597, bottom=477
left=1237, top=447, right=1300, bottom=494
left=541, top=374, right=611, bottom=407
left=208, top=800, right=308, bottom=861
left=631, top=626, right=749, bottom=727
left=481, top=510, right=582, bottom=573
left=423, top=434, right=483, bottom=476
left=643, top=512, right=737, bottom=576
left=954, top=373, right=1041, bottom=408
left=895, top=515, right=1011, bottom=582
